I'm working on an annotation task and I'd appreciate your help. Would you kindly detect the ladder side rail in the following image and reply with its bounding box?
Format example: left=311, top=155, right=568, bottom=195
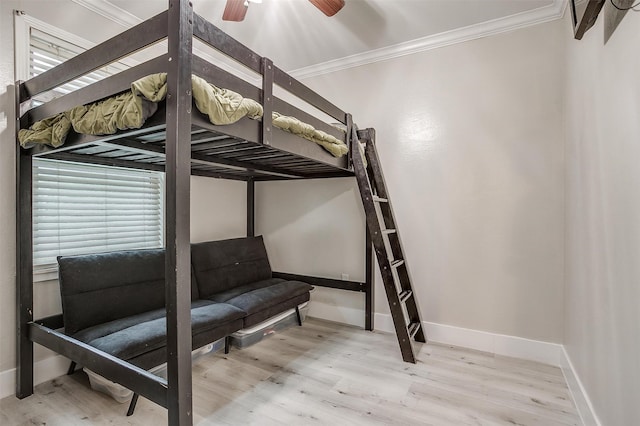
left=361, top=129, right=426, bottom=344
left=351, top=127, right=417, bottom=363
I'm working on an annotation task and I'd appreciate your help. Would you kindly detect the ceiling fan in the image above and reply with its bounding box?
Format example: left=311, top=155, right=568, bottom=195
left=222, top=0, right=346, bottom=22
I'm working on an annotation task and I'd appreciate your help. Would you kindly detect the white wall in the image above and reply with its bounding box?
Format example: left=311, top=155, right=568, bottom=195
left=256, top=178, right=368, bottom=326
left=0, top=0, right=18, bottom=378
left=259, top=19, right=566, bottom=343
left=190, top=176, right=246, bottom=243
left=0, top=1, right=247, bottom=396
left=564, top=10, right=640, bottom=426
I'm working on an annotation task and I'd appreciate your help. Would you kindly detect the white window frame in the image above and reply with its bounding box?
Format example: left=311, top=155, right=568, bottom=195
left=15, top=12, right=164, bottom=282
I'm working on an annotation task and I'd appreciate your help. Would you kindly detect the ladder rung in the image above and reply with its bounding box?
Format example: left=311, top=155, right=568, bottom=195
left=408, top=322, right=421, bottom=339
left=391, top=259, right=404, bottom=268
left=399, top=289, right=412, bottom=303
left=373, top=196, right=388, bottom=203
left=382, top=229, right=396, bottom=235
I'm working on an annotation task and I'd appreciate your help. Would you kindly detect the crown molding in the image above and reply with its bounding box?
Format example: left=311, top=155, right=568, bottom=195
left=72, top=0, right=567, bottom=81
left=70, top=0, right=142, bottom=27
left=289, top=0, right=567, bottom=79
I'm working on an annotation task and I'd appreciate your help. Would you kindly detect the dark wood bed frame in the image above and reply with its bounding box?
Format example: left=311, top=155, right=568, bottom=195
left=15, top=1, right=375, bottom=424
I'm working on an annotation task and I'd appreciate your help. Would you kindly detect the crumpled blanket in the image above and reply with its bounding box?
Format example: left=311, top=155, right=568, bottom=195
left=18, top=73, right=348, bottom=158
left=18, top=90, right=157, bottom=149
left=272, top=112, right=348, bottom=158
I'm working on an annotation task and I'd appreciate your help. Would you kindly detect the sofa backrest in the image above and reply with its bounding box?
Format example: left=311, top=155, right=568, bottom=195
left=191, top=236, right=272, bottom=298
left=58, top=249, right=199, bottom=336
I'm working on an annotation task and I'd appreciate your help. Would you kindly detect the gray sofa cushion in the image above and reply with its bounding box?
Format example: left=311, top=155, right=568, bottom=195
left=242, top=292, right=310, bottom=328
left=209, top=280, right=312, bottom=328
left=72, top=299, right=213, bottom=343
left=205, top=277, right=286, bottom=303
left=76, top=301, right=245, bottom=369
left=191, top=236, right=273, bottom=298
left=58, top=249, right=199, bottom=336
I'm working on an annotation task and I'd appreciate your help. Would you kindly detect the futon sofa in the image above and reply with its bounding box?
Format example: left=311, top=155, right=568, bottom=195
left=57, top=236, right=312, bottom=394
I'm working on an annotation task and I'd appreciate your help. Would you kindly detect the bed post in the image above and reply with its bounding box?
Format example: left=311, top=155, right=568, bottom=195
left=261, top=57, right=274, bottom=146
left=365, top=229, right=374, bottom=331
left=15, top=80, right=34, bottom=398
left=165, top=0, right=194, bottom=425
left=247, top=178, right=255, bottom=237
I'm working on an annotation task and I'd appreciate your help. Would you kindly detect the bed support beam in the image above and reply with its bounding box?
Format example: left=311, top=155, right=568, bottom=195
left=272, top=272, right=366, bottom=293
left=46, top=152, right=166, bottom=173
left=46, top=151, right=255, bottom=181
left=165, top=0, right=194, bottom=424
left=192, top=13, right=262, bottom=73
left=273, top=66, right=347, bottom=124
left=192, top=169, right=251, bottom=181
left=92, top=139, right=305, bottom=179
left=247, top=179, right=255, bottom=237
left=272, top=271, right=373, bottom=328
left=191, top=12, right=347, bottom=126
left=33, top=314, right=64, bottom=330
left=16, top=98, right=33, bottom=398
left=29, top=323, right=169, bottom=407
left=261, top=58, right=274, bottom=146
left=26, top=55, right=169, bottom=125
left=365, top=229, right=374, bottom=331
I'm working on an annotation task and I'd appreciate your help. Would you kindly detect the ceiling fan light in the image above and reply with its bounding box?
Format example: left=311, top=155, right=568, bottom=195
left=309, top=0, right=345, bottom=17
left=222, top=0, right=248, bottom=21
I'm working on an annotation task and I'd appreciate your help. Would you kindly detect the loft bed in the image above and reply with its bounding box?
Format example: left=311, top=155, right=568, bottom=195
left=14, top=1, right=375, bottom=425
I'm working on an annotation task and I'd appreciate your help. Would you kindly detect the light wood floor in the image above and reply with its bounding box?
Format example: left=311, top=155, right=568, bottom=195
left=0, top=318, right=581, bottom=425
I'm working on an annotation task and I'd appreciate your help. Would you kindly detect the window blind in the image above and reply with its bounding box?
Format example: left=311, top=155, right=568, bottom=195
left=32, top=160, right=164, bottom=269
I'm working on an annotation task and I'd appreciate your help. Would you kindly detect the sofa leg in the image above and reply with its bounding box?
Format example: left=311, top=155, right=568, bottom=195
left=126, top=394, right=139, bottom=416
left=224, top=336, right=231, bottom=354
left=67, top=361, right=76, bottom=375
left=295, top=306, right=302, bottom=326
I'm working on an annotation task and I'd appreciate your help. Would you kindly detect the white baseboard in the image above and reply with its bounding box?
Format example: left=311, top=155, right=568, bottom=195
left=0, top=355, right=69, bottom=400
left=374, top=313, right=603, bottom=425
left=308, top=301, right=365, bottom=329
left=560, top=347, right=602, bottom=426
left=374, top=313, right=564, bottom=366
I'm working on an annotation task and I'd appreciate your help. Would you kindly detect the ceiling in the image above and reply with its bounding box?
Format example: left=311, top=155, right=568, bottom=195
left=99, top=0, right=557, bottom=71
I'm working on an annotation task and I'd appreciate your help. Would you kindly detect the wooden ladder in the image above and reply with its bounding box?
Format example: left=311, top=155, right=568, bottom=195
left=351, top=126, right=426, bottom=363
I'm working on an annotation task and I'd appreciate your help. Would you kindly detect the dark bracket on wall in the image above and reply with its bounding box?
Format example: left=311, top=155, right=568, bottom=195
left=571, top=0, right=606, bottom=40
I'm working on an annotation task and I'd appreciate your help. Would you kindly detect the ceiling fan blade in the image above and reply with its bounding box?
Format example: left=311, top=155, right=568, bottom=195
left=309, top=0, right=345, bottom=17
left=222, top=0, right=248, bottom=21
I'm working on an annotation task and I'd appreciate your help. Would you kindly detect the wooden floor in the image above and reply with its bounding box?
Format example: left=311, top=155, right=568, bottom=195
left=0, top=318, right=581, bottom=425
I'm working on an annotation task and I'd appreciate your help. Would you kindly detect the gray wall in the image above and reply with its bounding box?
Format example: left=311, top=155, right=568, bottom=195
left=564, top=10, right=640, bottom=426
left=260, top=18, right=566, bottom=343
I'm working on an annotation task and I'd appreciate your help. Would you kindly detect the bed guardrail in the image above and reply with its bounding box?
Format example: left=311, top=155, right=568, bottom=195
left=20, top=11, right=169, bottom=103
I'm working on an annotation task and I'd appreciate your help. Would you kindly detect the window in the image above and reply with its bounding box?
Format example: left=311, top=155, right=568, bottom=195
left=32, top=160, right=164, bottom=271
left=15, top=13, right=164, bottom=279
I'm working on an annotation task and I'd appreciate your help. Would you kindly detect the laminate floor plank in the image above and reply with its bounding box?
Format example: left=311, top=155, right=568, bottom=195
left=0, top=318, right=581, bottom=425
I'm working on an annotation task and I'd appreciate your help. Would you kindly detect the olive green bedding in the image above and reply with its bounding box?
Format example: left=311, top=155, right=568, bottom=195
left=18, top=73, right=348, bottom=158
